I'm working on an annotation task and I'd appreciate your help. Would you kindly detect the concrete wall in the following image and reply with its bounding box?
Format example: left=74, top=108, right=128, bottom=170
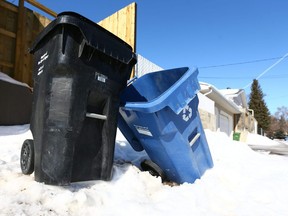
left=198, top=108, right=216, bottom=132
left=234, top=111, right=258, bottom=141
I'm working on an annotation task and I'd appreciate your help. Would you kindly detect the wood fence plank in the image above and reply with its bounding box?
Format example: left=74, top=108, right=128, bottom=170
left=25, top=0, right=57, bottom=17
left=98, top=2, right=136, bottom=52
left=0, top=1, right=18, bottom=13
left=13, top=0, right=25, bottom=81
left=0, top=28, right=16, bottom=38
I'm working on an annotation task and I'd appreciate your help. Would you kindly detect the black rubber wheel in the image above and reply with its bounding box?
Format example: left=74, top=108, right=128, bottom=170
left=140, top=159, right=166, bottom=182
left=20, top=139, right=35, bottom=175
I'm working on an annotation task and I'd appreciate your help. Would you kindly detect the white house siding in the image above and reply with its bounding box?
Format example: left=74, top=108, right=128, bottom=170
left=198, top=93, right=214, bottom=114
left=198, top=93, right=216, bottom=131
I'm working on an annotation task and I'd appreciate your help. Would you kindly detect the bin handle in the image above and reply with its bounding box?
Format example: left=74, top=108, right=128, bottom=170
left=127, top=76, right=138, bottom=86
left=189, top=133, right=200, bottom=147
left=86, top=112, right=107, bottom=120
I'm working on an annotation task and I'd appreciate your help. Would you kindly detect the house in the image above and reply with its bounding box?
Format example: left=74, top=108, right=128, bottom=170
left=198, top=82, right=257, bottom=141
left=219, top=88, right=258, bottom=137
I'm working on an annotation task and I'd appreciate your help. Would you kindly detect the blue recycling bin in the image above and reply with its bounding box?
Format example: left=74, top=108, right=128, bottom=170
left=118, top=67, right=213, bottom=184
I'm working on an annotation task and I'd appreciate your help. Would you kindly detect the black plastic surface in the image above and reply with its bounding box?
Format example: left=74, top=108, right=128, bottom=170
left=28, top=12, right=136, bottom=185
left=20, top=139, right=35, bottom=175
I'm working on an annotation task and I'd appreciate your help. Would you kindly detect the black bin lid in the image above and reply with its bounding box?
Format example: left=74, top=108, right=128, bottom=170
left=29, top=11, right=136, bottom=65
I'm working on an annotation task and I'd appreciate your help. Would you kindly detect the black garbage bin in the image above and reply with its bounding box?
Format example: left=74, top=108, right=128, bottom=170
left=20, top=12, right=137, bottom=185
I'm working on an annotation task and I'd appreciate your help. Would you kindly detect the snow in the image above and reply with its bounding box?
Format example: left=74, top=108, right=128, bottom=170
left=246, top=132, right=280, bottom=147
left=0, top=72, right=31, bottom=88
left=1, top=125, right=288, bottom=216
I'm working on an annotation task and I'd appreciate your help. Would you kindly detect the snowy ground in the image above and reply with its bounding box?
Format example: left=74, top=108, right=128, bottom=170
left=1, top=125, right=288, bottom=216
left=247, top=133, right=288, bottom=155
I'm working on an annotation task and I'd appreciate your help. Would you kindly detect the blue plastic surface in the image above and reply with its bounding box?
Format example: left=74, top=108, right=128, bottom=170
left=118, top=67, right=213, bottom=184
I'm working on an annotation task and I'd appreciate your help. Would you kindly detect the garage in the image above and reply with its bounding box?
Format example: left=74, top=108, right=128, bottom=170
left=219, top=111, right=232, bottom=136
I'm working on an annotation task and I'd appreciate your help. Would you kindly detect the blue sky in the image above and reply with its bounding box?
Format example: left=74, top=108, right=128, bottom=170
left=20, top=0, right=288, bottom=115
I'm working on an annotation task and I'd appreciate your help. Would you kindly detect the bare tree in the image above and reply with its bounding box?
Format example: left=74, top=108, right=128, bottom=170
left=269, top=106, right=288, bottom=138
left=275, top=106, right=288, bottom=120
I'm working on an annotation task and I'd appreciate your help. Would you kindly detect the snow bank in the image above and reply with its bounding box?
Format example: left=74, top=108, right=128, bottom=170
left=246, top=132, right=280, bottom=146
left=1, top=126, right=288, bottom=215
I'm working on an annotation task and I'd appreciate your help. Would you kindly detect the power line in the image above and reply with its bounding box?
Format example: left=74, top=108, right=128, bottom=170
left=199, top=76, right=252, bottom=79
left=198, top=53, right=288, bottom=87
left=199, top=56, right=288, bottom=69
left=243, top=52, right=288, bottom=89
left=199, top=74, right=288, bottom=80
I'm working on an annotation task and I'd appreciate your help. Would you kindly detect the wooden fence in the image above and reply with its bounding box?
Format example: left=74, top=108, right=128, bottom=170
left=98, top=2, right=137, bottom=53
left=0, top=0, right=52, bottom=86
left=0, top=0, right=136, bottom=86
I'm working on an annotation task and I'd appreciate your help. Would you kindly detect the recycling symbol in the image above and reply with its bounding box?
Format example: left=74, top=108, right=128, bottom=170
left=182, top=105, right=192, bottom=122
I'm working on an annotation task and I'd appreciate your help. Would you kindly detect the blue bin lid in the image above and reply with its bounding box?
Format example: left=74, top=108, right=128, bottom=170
left=120, top=67, right=200, bottom=114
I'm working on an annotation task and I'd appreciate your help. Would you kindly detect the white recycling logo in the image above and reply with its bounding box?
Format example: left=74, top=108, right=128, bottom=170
left=182, top=105, right=192, bottom=122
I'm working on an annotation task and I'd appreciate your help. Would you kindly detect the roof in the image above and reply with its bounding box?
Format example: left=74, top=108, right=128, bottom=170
left=199, top=82, right=242, bottom=114
left=219, top=88, right=248, bottom=109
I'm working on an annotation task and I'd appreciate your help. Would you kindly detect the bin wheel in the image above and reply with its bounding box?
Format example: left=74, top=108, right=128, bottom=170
left=20, top=139, right=35, bottom=175
left=140, top=159, right=166, bottom=182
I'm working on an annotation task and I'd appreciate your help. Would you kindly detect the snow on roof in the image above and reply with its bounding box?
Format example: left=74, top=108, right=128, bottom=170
left=219, top=88, right=243, bottom=95
left=219, top=88, right=248, bottom=109
left=199, top=82, right=242, bottom=114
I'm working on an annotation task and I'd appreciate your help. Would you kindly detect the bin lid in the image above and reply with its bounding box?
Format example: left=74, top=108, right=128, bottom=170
left=121, top=67, right=200, bottom=114
left=29, top=12, right=136, bottom=65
